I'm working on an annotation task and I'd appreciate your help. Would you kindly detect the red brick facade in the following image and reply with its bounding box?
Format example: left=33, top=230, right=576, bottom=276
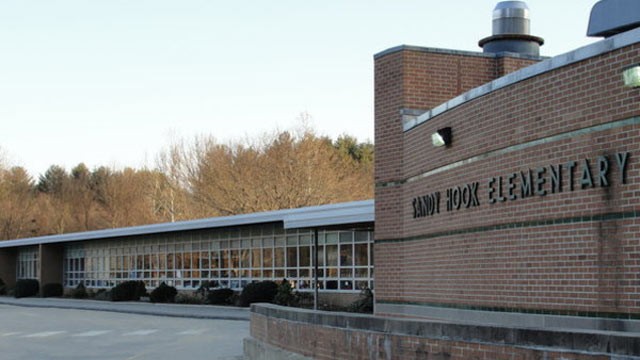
left=248, top=305, right=637, bottom=360
left=375, top=42, right=640, bottom=318
left=246, top=22, right=640, bottom=360
left=374, top=48, right=540, bottom=245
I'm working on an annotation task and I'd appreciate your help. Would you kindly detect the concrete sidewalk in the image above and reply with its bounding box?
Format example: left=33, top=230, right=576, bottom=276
left=0, top=296, right=249, bottom=321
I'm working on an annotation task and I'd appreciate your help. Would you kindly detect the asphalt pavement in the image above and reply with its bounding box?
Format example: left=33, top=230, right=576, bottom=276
left=0, top=303, right=248, bottom=359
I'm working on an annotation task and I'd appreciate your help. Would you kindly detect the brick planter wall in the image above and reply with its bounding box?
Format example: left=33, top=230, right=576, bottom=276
left=245, top=304, right=640, bottom=360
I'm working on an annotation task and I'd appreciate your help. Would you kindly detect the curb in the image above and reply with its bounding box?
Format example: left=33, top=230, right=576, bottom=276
left=0, top=297, right=250, bottom=321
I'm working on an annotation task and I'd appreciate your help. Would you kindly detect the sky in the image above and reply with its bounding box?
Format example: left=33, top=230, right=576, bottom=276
left=0, top=1, right=599, bottom=178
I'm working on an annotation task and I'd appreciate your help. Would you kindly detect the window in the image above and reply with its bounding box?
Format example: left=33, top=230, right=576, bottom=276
left=60, top=227, right=373, bottom=292
left=17, top=247, right=39, bottom=280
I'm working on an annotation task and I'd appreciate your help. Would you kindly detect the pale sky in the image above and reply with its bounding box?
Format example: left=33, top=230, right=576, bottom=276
left=0, top=1, right=598, bottom=177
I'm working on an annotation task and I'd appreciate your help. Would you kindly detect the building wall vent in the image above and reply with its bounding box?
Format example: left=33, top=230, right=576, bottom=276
left=479, top=1, right=544, bottom=57
left=587, top=0, right=640, bottom=37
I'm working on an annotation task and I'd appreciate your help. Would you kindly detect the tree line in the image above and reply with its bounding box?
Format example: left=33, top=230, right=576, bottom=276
left=0, top=128, right=373, bottom=240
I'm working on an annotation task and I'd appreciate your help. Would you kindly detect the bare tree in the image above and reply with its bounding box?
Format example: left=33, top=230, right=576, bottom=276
left=159, top=125, right=373, bottom=217
left=0, top=167, right=37, bottom=239
left=2, top=122, right=373, bottom=240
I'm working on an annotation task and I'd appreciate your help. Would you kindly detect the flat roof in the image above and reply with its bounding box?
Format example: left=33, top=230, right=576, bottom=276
left=0, top=200, right=374, bottom=249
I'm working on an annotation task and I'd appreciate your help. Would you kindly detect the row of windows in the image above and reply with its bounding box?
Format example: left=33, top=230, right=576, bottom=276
left=65, top=243, right=370, bottom=272
left=63, top=227, right=374, bottom=292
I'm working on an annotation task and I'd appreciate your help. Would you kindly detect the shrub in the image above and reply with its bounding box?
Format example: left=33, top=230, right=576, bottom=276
left=42, top=283, right=63, bottom=298
left=14, top=279, right=39, bottom=298
left=207, top=288, right=234, bottom=305
left=71, top=283, right=88, bottom=299
left=229, top=292, right=240, bottom=306
left=150, top=282, right=177, bottom=303
left=294, top=291, right=314, bottom=308
left=238, top=281, right=278, bottom=307
left=175, top=292, right=205, bottom=304
left=274, top=278, right=294, bottom=306
left=0, top=278, right=6, bottom=295
left=93, top=289, right=111, bottom=301
left=195, top=280, right=218, bottom=298
left=346, top=287, right=374, bottom=313
left=111, top=280, right=147, bottom=302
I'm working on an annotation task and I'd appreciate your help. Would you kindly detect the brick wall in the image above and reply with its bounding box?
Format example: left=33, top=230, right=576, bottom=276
left=496, top=55, right=541, bottom=76
left=0, top=248, right=17, bottom=288
left=374, top=39, right=640, bottom=318
left=374, top=47, right=539, bottom=241
left=247, top=304, right=638, bottom=360
left=39, top=244, right=64, bottom=294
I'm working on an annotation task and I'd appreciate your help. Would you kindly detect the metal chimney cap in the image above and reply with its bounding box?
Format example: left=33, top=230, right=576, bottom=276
left=494, top=1, right=528, bottom=10
left=493, top=1, right=530, bottom=20
left=480, top=1, right=543, bottom=57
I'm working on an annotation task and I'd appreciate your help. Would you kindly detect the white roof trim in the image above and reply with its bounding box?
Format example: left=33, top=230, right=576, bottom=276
left=0, top=200, right=374, bottom=249
left=283, top=200, right=375, bottom=229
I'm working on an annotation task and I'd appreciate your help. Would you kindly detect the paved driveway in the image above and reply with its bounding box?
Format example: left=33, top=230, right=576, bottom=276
left=0, top=304, right=248, bottom=359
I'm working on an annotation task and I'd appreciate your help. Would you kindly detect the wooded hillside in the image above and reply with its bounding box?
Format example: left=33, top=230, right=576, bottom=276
left=0, top=129, right=373, bottom=240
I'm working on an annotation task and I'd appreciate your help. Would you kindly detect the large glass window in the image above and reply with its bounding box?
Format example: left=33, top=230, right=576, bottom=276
left=62, top=227, right=373, bottom=292
left=17, top=247, right=39, bottom=280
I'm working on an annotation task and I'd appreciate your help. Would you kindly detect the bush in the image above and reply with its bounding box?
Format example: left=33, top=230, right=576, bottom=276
left=111, top=280, right=147, bottom=302
left=42, top=283, right=63, bottom=298
left=294, top=291, right=314, bottom=308
left=274, top=278, right=294, bottom=306
left=346, top=287, right=374, bottom=313
left=150, top=282, right=177, bottom=303
left=0, top=278, right=6, bottom=295
left=175, top=292, right=205, bottom=304
left=14, top=279, right=39, bottom=298
left=207, top=288, right=234, bottom=305
left=239, top=281, right=278, bottom=307
left=93, top=289, right=111, bottom=301
left=229, top=292, right=240, bottom=306
left=195, top=280, right=218, bottom=298
left=71, top=283, right=88, bottom=299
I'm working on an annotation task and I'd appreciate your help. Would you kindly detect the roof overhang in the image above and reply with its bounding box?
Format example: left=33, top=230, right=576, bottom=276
left=283, top=200, right=374, bottom=229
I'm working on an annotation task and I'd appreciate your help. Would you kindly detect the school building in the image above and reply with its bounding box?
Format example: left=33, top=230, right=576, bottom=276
left=1, top=1, right=640, bottom=359
left=0, top=200, right=374, bottom=303
left=247, top=1, right=640, bottom=359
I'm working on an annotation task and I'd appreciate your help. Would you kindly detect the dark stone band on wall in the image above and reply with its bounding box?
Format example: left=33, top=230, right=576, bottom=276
left=376, top=209, right=640, bottom=244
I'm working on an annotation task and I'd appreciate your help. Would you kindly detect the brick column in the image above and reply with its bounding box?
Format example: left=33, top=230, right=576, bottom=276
left=373, top=46, right=542, bottom=310
left=39, top=244, right=64, bottom=294
left=374, top=47, right=510, bottom=241
left=374, top=49, right=406, bottom=242
left=0, top=248, right=17, bottom=288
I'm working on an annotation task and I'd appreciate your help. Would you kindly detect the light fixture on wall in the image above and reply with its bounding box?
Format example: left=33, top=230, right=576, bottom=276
left=432, top=127, right=452, bottom=147
left=623, top=64, right=640, bottom=88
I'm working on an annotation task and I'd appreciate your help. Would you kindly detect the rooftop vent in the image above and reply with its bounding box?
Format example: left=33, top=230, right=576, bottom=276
left=479, top=1, right=544, bottom=57
left=587, top=0, right=640, bottom=37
